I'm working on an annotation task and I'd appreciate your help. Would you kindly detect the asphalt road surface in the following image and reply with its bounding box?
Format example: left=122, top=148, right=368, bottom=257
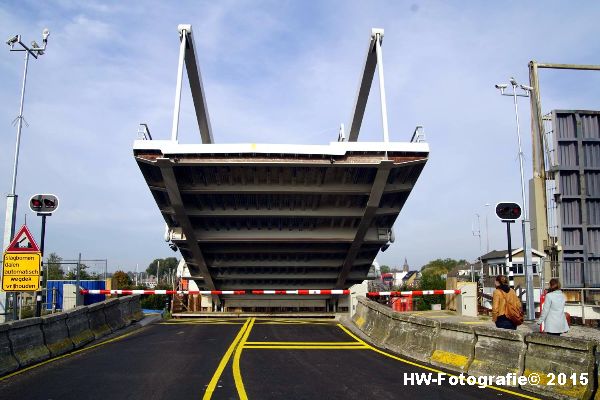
left=0, top=318, right=545, bottom=399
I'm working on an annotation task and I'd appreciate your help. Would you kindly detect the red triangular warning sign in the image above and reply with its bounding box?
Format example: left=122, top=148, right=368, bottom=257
left=6, top=225, right=40, bottom=252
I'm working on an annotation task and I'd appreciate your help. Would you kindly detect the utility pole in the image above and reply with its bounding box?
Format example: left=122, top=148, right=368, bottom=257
left=2, top=29, right=50, bottom=322
left=156, top=260, right=160, bottom=287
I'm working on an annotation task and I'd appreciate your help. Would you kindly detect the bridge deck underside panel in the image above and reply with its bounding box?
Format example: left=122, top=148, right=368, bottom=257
left=134, top=144, right=428, bottom=290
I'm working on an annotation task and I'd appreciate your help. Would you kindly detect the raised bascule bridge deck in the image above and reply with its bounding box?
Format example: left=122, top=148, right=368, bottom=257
left=133, top=25, right=429, bottom=311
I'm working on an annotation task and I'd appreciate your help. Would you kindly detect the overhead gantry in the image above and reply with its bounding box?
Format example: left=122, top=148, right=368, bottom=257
left=133, top=26, right=429, bottom=309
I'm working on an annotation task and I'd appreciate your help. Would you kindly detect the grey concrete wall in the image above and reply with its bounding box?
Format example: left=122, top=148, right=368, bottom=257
left=523, top=334, right=595, bottom=400
left=351, top=296, right=599, bottom=400
left=65, top=307, right=94, bottom=348
left=87, top=302, right=112, bottom=339
left=130, top=295, right=144, bottom=321
left=0, top=295, right=144, bottom=377
left=103, top=298, right=125, bottom=332
left=0, top=323, right=19, bottom=376
left=430, top=321, right=475, bottom=373
left=468, top=326, right=526, bottom=384
left=7, top=318, right=50, bottom=367
left=41, top=313, right=74, bottom=357
left=118, top=296, right=133, bottom=326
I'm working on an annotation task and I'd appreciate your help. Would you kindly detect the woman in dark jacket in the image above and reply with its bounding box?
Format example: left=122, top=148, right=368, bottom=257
left=492, top=275, right=516, bottom=330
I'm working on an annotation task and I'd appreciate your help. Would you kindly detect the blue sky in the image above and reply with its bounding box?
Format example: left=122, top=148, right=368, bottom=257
left=1, top=1, right=600, bottom=273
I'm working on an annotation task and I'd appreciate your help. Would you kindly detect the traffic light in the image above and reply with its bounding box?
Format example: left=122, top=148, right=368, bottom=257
left=495, top=202, right=521, bottom=221
left=29, top=194, right=59, bottom=214
left=30, top=198, right=43, bottom=209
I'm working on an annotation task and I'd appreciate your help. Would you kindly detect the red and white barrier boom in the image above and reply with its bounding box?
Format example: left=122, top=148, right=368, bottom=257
left=367, top=290, right=461, bottom=297
left=80, top=289, right=350, bottom=295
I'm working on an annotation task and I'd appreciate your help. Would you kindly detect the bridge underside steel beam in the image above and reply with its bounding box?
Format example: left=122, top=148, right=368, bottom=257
left=134, top=141, right=428, bottom=290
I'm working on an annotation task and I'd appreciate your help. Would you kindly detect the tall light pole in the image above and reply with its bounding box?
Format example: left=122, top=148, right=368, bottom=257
left=472, top=213, right=482, bottom=283
left=484, top=203, right=491, bottom=253
left=2, top=29, right=50, bottom=321
left=495, top=77, right=535, bottom=320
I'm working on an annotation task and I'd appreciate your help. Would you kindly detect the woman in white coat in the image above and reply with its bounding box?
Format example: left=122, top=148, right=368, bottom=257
left=537, top=278, right=569, bottom=336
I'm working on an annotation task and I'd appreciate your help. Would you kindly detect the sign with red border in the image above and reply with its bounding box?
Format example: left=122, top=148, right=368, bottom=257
left=5, top=225, right=40, bottom=253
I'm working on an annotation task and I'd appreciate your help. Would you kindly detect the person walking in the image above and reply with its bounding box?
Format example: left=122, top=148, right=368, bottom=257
left=492, top=275, right=518, bottom=330
left=537, top=278, right=569, bottom=336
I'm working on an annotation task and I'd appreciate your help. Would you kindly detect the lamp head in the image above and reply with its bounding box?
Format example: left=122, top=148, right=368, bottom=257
left=42, top=28, right=49, bottom=43
left=495, top=84, right=507, bottom=90
left=509, top=77, right=518, bottom=86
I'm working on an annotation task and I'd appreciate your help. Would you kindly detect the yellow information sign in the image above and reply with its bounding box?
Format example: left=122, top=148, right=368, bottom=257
left=2, top=252, right=41, bottom=292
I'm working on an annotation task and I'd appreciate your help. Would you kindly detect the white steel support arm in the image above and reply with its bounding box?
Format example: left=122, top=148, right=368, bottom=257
left=171, top=29, right=187, bottom=142
left=348, top=28, right=389, bottom=142
left=374, top=32, right=389, bottom=143
left=171, top=25, right=214, bottom=144
left=348, top=31, right=378, bottom=142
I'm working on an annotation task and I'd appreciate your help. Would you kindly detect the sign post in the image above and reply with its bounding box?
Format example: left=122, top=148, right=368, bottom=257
left=495, top=202, right=522, bottom=289
left=29, top=194, right=59, bottom=317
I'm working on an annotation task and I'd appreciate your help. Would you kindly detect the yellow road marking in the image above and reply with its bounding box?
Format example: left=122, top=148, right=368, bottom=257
left=244, top=345, right=369, bottom=350
left=256, top=322, right=334, bottom=325
left=245, top=341, right=363, bottom=345
left=162, top=319, right=247, bottom=323
left=233, top=317, right=256, bottom=400
left=0, top=328, right=143, bottom=382
left=159, top=322, right=244, bottom=325
left=337, top=324, right=540, bottom=400
left=202, top=318, right=251, bottom=400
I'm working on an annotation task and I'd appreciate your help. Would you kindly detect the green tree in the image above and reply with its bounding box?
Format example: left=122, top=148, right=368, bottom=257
left=140, top=282, right=172, bottom=310
left=420, top=258, right=467, bottom=276
left=415, top=270, right=447, bottom=311
left=65, top=263, right=94, bottom=280
left=112, top=270, right=132, bottom=289
left=146, top=257, right=178, bottom=278
left=380, top=265, right=391, bottom=274
left=46, top=252, right=64, bottom=280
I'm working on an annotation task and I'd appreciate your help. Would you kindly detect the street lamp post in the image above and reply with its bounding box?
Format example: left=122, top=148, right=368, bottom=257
left=495, top=77, right=535, bottom=320
left=472, top=213, right=482, bottom=283
left=484, top=203, right=491, bottom=253
left=2, top=29, right=50, bottom=321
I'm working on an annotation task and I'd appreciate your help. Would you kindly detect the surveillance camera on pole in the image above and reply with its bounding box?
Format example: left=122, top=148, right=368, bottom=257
left=495, top=75, right=536, bottom=321
left=2, top=28, right=51, bottom=322
left=6, top=35, right=19, bottom=46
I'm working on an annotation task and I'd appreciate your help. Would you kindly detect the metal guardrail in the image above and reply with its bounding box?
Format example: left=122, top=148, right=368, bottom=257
left=560, top=287, right=600, bottom=323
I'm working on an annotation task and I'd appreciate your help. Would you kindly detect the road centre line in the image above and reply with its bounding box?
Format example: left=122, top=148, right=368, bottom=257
left=202, top=318, right=252, bottom=400
left=336, top=324, right=541, bottom=400
left=233, top=318, right=256, bottom=400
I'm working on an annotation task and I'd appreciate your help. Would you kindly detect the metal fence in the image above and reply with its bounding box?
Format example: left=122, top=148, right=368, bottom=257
left=560, top=287, right=600, bottom=323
